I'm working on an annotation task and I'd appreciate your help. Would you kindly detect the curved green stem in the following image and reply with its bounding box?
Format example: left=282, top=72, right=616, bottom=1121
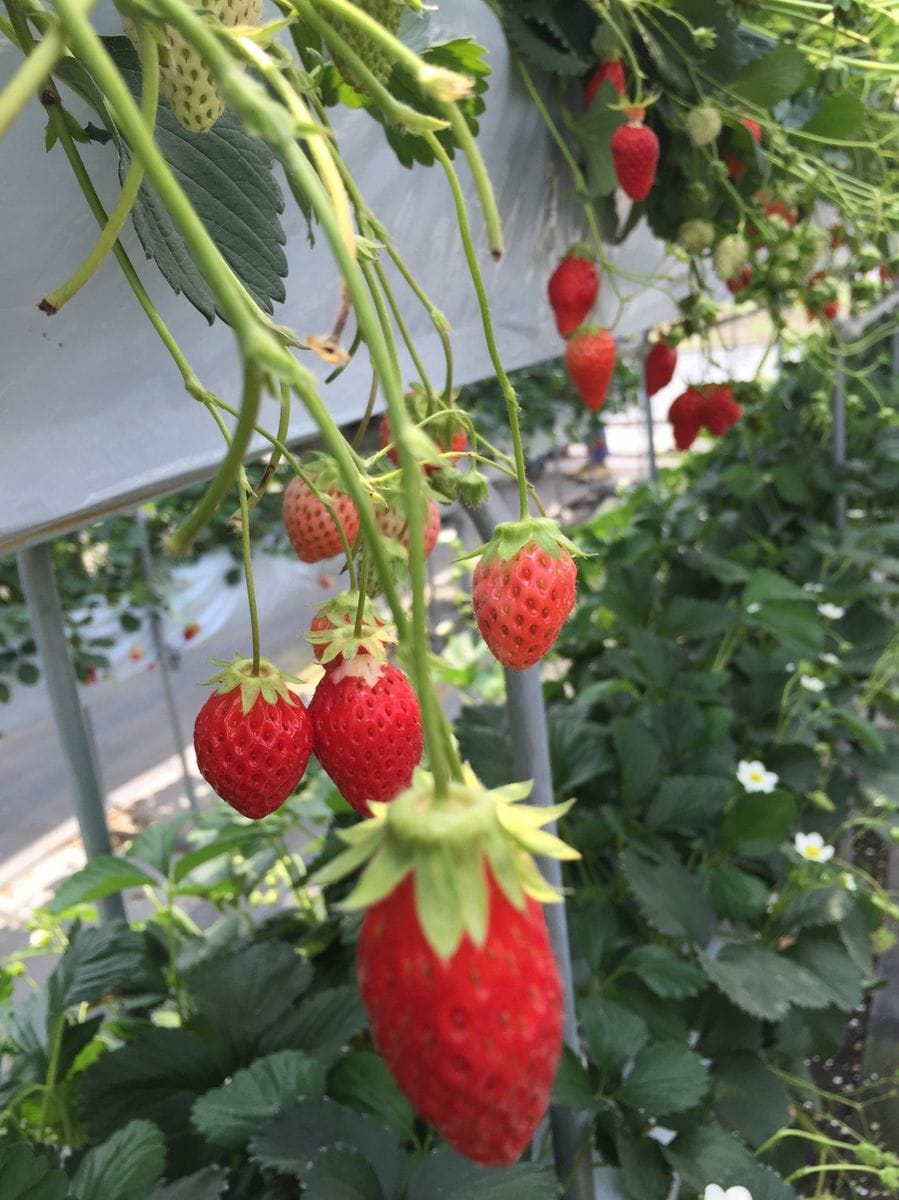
left=441, top=105, right=504, bottom=258
left=237, top=473, right=262, bottom=674
left=0, top=18, right=63, bottom=137
left=246, top=381, right=291, bottom=514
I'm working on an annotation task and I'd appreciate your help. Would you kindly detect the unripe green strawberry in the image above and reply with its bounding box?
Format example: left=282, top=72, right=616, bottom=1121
left=327, top=0, right=404, bottom=89
left=678, top=220, right=715, bottom=256
left=685, top=104, right=722, bottom=146
left=125, top=0, right=263, bottom=134
left=713, top=234, right=750, bottom=281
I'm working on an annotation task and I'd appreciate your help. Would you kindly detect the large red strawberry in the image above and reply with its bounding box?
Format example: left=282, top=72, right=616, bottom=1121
left=308, top=658, right=423, bottom=815
left=472, top=519, right=578, bottom=671
left=700, top=385, right=742, bottom=436
left=564, top=324, right=616, bottom=411
left=610, top=113, right=659, bottom=201
left=312, top=766, right=578, bottom=1168
left=283, top=460, right=360, bottom=563
left=584, top=57, right=625, bottom=107
left=374, top=495, right=441, bottom=558
left=547, top=244, right=599, bottom=336
left=193, top=656, right=313, bottom=819
left=644, top=341, right=677, bottom=396
left=668, top=388, right=704, bottom=451
left=359, top=869, right=562, bottom=1166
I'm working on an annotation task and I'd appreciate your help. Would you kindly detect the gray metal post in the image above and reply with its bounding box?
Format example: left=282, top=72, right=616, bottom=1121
left=831, top=358, right=847, bottom=530
left=135, top=510, right=198, bottom=809
left=467, top=499, right=596, bottom=1200
left=640, top=338, right=658, bottom=481
left=16, top=543, right=125, bottom=922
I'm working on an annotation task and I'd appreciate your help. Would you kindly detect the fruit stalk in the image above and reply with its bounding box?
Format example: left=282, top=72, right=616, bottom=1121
left=237, top=469, right=262, bottom=676
left=0, top=17, right=64, bottom=138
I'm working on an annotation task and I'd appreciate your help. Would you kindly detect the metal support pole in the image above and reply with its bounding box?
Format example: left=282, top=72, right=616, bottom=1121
left=832, top=357, right=847, bottom=530
left=640, top=337, right=658, bottom=481
left=135, top=510, right=198, bottom=809
left=16, top=543, right=126, bottom=922
left=467, top=499, right=596, bottom=1200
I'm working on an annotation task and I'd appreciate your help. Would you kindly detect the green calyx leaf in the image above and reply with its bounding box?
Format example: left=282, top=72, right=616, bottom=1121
left=478, top=517, right=585, bottom=566
left=565, top=241, right=596, bottom=262
left=307, top=593, right=396, bottom=664
left=311, top=765, right=581, bottom=960
left=202, top=655, right=300, bottom=714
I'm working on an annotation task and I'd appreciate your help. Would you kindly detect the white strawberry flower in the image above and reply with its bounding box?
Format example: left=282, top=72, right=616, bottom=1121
left=794, top=832, right=835, bottom=863
left=737, top=760, right=778, bottom=794
left=821, top=653, right=840, bottom=666
left=746, top=602, right=760, bottom=614
left=800, top=674, right=825, bottom=693
left=817, top=603, right=845, bottom=620
left=704, top=1187, right=753, bottom=1200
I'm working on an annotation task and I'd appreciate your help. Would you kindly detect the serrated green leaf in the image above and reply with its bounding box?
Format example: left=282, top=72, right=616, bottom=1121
left=622, top=945, right=707, bottom=999
left=730, top=43, right=809, bottom=105
left=616, top=1128, right=671, bottom=1200
left=407, top=1144, right=560, bottom=1199
left=46, top=856, right=156, bottom=915
left=617, top=1042, right=709, bottom=1117
left=147, top=1167, right=228, bottom=1200
left=304, top=1146, right=385, bottom=1200
left=778, top=887, right=853, bottom=931
left=745, top=570, right=810, bottom=604
left=328, top=1051, right=416, bottom=1141
left=49, top=921, right=166, bottom=1012
left=172, top=826, right=269, bottom=883
left=0, top=1143, right=68, bottom=1200
left=192, top=1050, right=325, bottom=1149
left=664, top=1124, right=757, bottom=1194
left=803, top=94, right=865, bottom=139
left=578, top=996, right=648, bottom=1077
left=714, top=1052, right=790, bottom=1148
left=572, top=85, right=626, bottom=198
left=127, top=813, right=191, bottom=877
left=702, top=943, right=832, bottom=1020
left=497, top=4, right=593, bottom=76
left=720, top=792, right=796, bottom=856
left=646, top=775, right=732, bottom=833
left=620, top=849, right=715, bottom=944
left=787, top=935, right=864, bottom=1012
left=261, top=985, right=366, bottom=1066
left=70, top=1120, right=165, bottom=1200
left=613, top=719, right=663, bottom=809
left=707, top=863, right=771, bottom=921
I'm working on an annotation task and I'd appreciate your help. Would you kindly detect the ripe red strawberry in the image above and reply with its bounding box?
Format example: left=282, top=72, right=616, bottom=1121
left=668, top=388, right=704, bottom=451
left=726, top=264, right=753, bottom=295
left=183, top=622, right=201, bottom=641
left=700, top=385, right=742, bottom=436
left=644, top=341, right=677, bottom=396
left=547, top=245, right=599, bottom=337
left=742, top=117, right=762, bottom=143
left=611, top=115, right=659, bottom=201
left=283, top=467, right=359, bottom=564
left=374, top=496, right=440, bottom=558
left=564, top=324, right=616, bottom=411
left=308, top=658, right=423, bottom=816
left=584, top=58, right=625, bottom=107
left=805, top=271, right=839, bottom=322
left=472, top=519, right=578, bottom=671
left=193, top=656, right=313, bottom=819
left=358, top=868, right=563, bottom=1166
left=723, top=151, right=746, bottom=182
left=380, top=405, right=468, bottom=473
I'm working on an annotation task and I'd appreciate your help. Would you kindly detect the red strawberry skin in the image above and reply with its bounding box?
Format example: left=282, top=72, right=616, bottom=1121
left=726, top=265, right=753, bottom=295
left=374, top=497, right=440, bottom=558
left=584, top=59, right=625, bottom=107
left=668, top=388, right=704, bottom=451
left=308, top=662, right=423, bottom=815
left=358, top=870, right=563, bottom=1166
left=742, top=117, right=762, bottom=143
left=645, top=342, right=677, bottom=396
left=700, top=385, right=742, bottom=436
left=565, top=326, right=616, bottom=411
left=547, top=251, right=599, bottom=336
left=379, top=412, right=468, bottom=473
left=283, top=476, right=359, bottom=563
left=194, top=689, right=313, bottom=819
left=473, top=541, right=576, bottom=670
left=611, top=122, right=659, bottom=201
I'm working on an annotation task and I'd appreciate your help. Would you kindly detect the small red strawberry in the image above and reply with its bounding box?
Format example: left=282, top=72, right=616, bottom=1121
left=193, top=656, right=313, bottom=819
left=311, top=766, right=578, bottom=1169
left=308, top=592, right=394, bottom=666
left=472, top=519, right=578, bottom=671
left=726, top=265, right=753, bottom=295
left=379, top=396, right=468, bottom=474
left=374, top=496, right=441, bottom=558
left=805, top=271, right=839, bottom=322
left=723, top=151, right=746, bottom=182
left=564, top=324, right=616, bottom=411
left=282, top=460, right=360, bottom=564
left=611, top=113, right=659, bottom=202
left=584, top=58, right=625, bottom=107
left=183, top=622, right=201, bottom=642
left=742, top=117, right=762, bottom=143
left=547, top=244, right=599, bottom=337
left=644, top=341, right=677, bottom=396
left=83, top=664, right=98, bottom=686
left=700, top=385, right=742, bottom=436
left=668, top=388, right=704, bottom=451
left=359, top=869, right=563, bottom=1166
left=308, top=658, right=423, bottom=816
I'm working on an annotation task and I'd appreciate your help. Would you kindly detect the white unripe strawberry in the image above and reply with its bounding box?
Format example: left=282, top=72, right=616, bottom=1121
left=685, top=104, right=722, bottom=147
left=713, top=235, right=750, bottom=281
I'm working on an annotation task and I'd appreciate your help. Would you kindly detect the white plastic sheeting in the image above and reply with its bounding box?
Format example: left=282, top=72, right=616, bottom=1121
left=0, top=0, right=680, bottom=552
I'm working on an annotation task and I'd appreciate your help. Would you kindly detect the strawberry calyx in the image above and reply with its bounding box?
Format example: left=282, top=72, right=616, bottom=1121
left=473, top=517, right=583, bottom=568
left=308, top=592, right=397, bottom=665
left=312, top=764, right=580, bottom=960
left=202, top=654, right=302, bottom=715
left=296, top=451, right=347, bottom=492
left=563, top=241, right=596, bottom=263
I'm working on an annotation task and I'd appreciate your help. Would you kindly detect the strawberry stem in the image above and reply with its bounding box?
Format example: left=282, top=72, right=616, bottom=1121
left=237, top=469, right=262, bottom=676
left=354, top=552, right=370, bottom=638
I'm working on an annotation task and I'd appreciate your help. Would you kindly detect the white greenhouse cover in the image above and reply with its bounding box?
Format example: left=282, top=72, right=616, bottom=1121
left=0, top=0, right=678, bottom=552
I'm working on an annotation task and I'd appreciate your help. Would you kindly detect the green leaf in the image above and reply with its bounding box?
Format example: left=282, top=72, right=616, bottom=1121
left=46, top=856, right=156, bottom=915
left=702, top=942, right=832, bottom=1020
left=572, top=85, right=626, bottom=198
left=616, top=1129, right=671, bottom=1200
left=147, top=1168, right=228, bottom=1200
left=172, top=826, right=269, bottom=883
left=612, top=719, right=663, bottom=809
left=551, top=1045, right=600, bottom=1110
left=104, top=38, right=286, bottom=322
left=707, top=863, right=771, bottom=921
left=454, top=705, right=514, bottom=790
left=547, top=710, right=612, bottom=794
left=620, top=849, right=715, bottom=944
left=187, top=942, right=314, bottom=1064
left=747, top=602, right=824, bottom=655
left=658, top=597, right=735, bottom=640
left=714, top=1052, right=791, bottom=1148
left=303, top=1147, right=385, bottom=1200
left=621, top=946, right=707, bottom=999
left=16, top=661, right=40, bottom=685
left=578, top=996, right=649, bottom=1077
left=646, top=775, right=732, bottom=833
left=49, top=921, right=165, bottom=1011
left=328, top=1051, right=416, bottom=1141
left=616, top=1042, right=709, bottom=1117
left=744, top=570, right=810, bottom=604
left=787, top=936, right=864, bottom=1012
left=496, top=3, right=593, bottom=76
left=828, top=706, right=886, bottom=754
left=664, top=1123, right=757, bottom=1193
left=192, top=1050, right=325, bottom=1149
left=250, top=1099, right=405, bottom=1200
left=407, top=1146, right=560, bottom=1199
left=263, top=985, right=366, bottom=1066
left=730, top=43, right=809, bottom=105
left=720, top=792, right=796, bottom=856
left=70, top=1120, right=165, bottom=1200
left=127, top=813, right=191, bottom=876
left=778, top=888, right=853, bottom=931
left=803, top=94, right=865, bottom=139
left=0, top=1143, right=68, bottom=1200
